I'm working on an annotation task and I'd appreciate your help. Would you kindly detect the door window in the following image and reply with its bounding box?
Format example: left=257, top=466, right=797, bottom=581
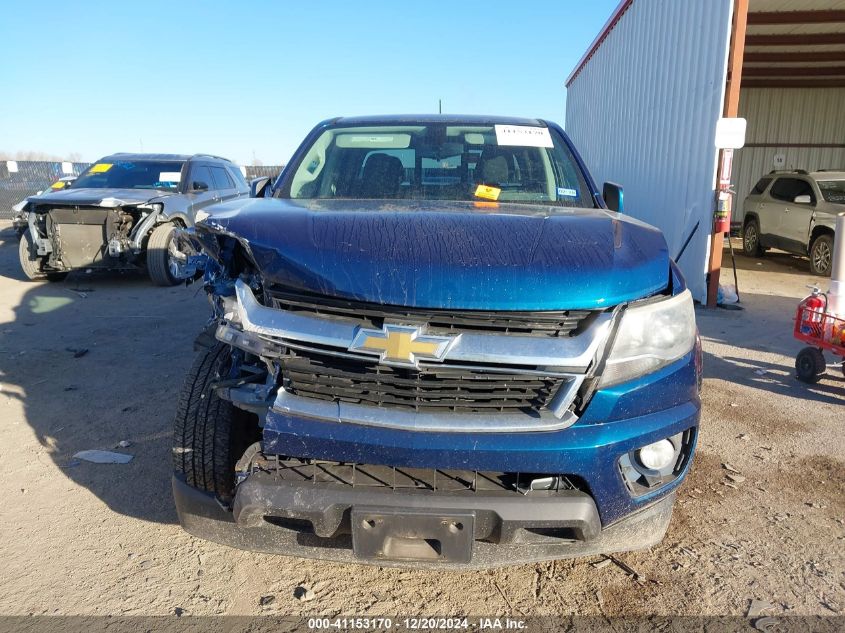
left=190, top=165, right=213, bottom=191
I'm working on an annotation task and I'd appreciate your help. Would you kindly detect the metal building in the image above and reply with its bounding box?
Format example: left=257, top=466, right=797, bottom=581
left=565, top=0, right=845, bottom=306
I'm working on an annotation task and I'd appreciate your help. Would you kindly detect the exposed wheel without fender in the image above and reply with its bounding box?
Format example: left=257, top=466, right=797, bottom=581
left=18, top=232, right=67, bottom=282
left=795, top=346, right=826, bottom=383
left=147, top=223, right=181, bottom=286
left=172, top=343, right=259, bottom=503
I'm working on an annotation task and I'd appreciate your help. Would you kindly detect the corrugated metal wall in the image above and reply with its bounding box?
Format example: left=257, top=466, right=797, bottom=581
left=733, top=87, right=845, bottom=221
left=565, top=0, right=733, bottom=304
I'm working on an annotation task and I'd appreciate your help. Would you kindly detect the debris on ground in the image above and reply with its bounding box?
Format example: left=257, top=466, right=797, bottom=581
left=726, top=473, right=746, bottom=483
left=753, top=368, right=767, bottom=376
left=259, top=595, right=275, bottom=607
left=293, top=586, right=315, bottom=602
left=116, top=440, right=132, bottom=448
left=72, top=450, right=133, bottom=464
left=608, top=555, right=645, bottom=581
left=723, top=463, right=742, bottom=474
left=591, top=557, right=612, bottom=569
left=65, top=347, right=89, bottom=358
left=747, top=599, right=775, bottom=618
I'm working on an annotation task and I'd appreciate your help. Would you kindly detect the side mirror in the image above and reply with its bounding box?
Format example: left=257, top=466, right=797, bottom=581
left=603, top=182, right=624, bottom=213
left=250, top=176, right=272, bottom=198
left=192, top=181, right=209, bottom=192
left=794, top=194, right=812, bottom=205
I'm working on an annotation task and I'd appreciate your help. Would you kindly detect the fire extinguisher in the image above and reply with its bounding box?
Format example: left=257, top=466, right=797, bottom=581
left=798, top=289, right=826, bottom=336
left=714, top=191, right=731, bottom=233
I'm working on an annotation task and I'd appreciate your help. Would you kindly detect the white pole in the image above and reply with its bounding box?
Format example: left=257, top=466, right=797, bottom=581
left=829, top=213, right=845, bottom=316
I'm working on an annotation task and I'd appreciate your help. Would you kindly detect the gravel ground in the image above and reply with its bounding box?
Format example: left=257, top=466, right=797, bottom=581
left=0, top=224, right=842, bottom=618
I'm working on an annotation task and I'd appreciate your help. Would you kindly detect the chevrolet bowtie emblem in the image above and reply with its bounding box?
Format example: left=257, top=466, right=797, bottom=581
left=349, top=324, right=455, bottom=367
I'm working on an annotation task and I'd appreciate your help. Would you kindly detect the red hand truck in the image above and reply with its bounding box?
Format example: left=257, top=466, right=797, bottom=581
left=793, top=288, right=845, bottom=383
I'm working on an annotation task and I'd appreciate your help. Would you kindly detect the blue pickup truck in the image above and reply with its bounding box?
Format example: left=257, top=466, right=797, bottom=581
left=172, top=115, right=701, bottom=568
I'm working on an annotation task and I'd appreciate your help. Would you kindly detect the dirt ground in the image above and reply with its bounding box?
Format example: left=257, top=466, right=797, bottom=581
left=0, top=223, right=842, bottom=618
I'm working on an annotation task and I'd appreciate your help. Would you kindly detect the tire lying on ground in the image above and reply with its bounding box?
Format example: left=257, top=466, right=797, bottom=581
left=147, top=223, right=180, bottom=286
left=173, top=343, right=259, bottom=503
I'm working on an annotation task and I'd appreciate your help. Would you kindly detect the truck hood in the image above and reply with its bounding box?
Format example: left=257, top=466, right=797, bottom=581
left=198, top=199, right=670, bottom=310
left=27, top=188, right=172, bottom=209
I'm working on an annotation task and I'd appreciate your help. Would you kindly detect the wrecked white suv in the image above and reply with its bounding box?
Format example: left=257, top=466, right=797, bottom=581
left=18, top=153, right=248, bottom=285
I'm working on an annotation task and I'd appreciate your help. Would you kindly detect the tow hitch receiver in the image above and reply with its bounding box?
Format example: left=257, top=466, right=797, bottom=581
left=352, top=508, right=475, bottom=564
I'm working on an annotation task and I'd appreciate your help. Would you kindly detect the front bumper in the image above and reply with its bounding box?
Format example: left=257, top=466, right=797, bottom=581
left=173, top=473, right=675, bottom=569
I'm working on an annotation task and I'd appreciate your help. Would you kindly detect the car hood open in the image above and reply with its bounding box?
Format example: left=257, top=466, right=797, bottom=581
left=197, top=199, right=670, bottom=311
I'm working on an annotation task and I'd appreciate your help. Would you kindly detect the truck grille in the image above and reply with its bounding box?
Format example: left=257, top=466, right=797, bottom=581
left=252, top=455, right=585, bottom=495
left=281, top=349, right=563, bottom=414
left=265, top=285, right=593, bottom=338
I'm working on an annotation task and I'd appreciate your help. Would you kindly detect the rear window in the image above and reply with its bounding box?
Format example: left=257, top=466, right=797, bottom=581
left=750, top=177, right=772, bottom=195
left=818, top=180, right=845, bottom=204
left=227, top=165, right=248, bottom=189
left=280, top=122, right=594, bottom=207
left=210, top=166, right=234, bottom=190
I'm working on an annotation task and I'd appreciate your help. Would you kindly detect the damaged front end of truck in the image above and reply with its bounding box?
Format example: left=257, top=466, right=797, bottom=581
left=171, top=116, right=701, bottom=568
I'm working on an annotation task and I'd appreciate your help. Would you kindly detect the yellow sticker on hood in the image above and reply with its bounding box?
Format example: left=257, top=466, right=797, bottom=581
left=474, top=184, right=501, bottom=201
left=90, top=163, right=113, bottom=173
left=50, top=181, right=66, bottom=189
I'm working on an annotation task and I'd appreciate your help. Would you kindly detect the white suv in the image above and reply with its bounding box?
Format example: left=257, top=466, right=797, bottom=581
left=742, top=170, right=843, bottom=276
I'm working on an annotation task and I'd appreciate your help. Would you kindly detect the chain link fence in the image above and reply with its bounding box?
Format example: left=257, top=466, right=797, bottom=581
left=1, top=161, right=285, bottom=219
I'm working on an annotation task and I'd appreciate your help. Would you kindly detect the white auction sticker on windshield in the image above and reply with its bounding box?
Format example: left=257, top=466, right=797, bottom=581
left=495, top=125, right=553, bottom=148
left=159, top=171, right=182, bottom=182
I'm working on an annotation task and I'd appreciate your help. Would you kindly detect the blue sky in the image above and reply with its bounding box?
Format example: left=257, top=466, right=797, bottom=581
left=0, top=1, right=617, bottom=165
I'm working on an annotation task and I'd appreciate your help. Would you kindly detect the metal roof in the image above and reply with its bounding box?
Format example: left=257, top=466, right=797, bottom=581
left=744, top=0, right=845, bottom=87
left=567, top=0, right=845, bottom=88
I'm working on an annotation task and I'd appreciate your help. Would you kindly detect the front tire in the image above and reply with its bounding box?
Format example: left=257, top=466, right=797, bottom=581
left=742, top=218, right=764, bottom=257
left=795, top=347, right=825, bottom=383
left=147, top=223, right=179, bottom=286
left=173, top=343, right=258, bottom=502
left=18, top=232, right=43, bottom=281
left=809, top=234, right=834, bottom=277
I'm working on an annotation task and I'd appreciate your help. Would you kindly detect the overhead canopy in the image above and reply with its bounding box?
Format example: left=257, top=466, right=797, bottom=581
left=743, top=0, right=845, bottom=88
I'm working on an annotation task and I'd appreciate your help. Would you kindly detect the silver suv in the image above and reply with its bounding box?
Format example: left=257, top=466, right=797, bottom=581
left=742, top=170, right=844, bottom=276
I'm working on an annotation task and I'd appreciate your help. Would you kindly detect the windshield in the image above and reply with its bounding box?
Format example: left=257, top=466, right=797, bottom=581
left=71, top=160, right=185, bottom=192
left=818, top=180, right=845, bottom=204
left=281, top=123, right=594, bottom=207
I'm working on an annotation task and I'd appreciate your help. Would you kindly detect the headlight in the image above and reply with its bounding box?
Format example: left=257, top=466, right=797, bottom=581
left=599, top=289, right=696, bottom=388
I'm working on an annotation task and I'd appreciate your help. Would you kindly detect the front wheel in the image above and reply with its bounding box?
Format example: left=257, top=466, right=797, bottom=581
left=795, top=347, right=825, bottom=383
left=742, top=218, right=764, bottom=257
left=173, top=343, right=259, bottom=502
left=809, top=234, right=834, bottom=276
left=146, top=223, right=180, bottom=286
left=18, top=232, right=43, bottom=281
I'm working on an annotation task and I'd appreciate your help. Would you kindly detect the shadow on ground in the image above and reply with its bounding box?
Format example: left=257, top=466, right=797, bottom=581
left=697, top=289, right=845, bottom=406
left=0, top=225, right=208, bottom=524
